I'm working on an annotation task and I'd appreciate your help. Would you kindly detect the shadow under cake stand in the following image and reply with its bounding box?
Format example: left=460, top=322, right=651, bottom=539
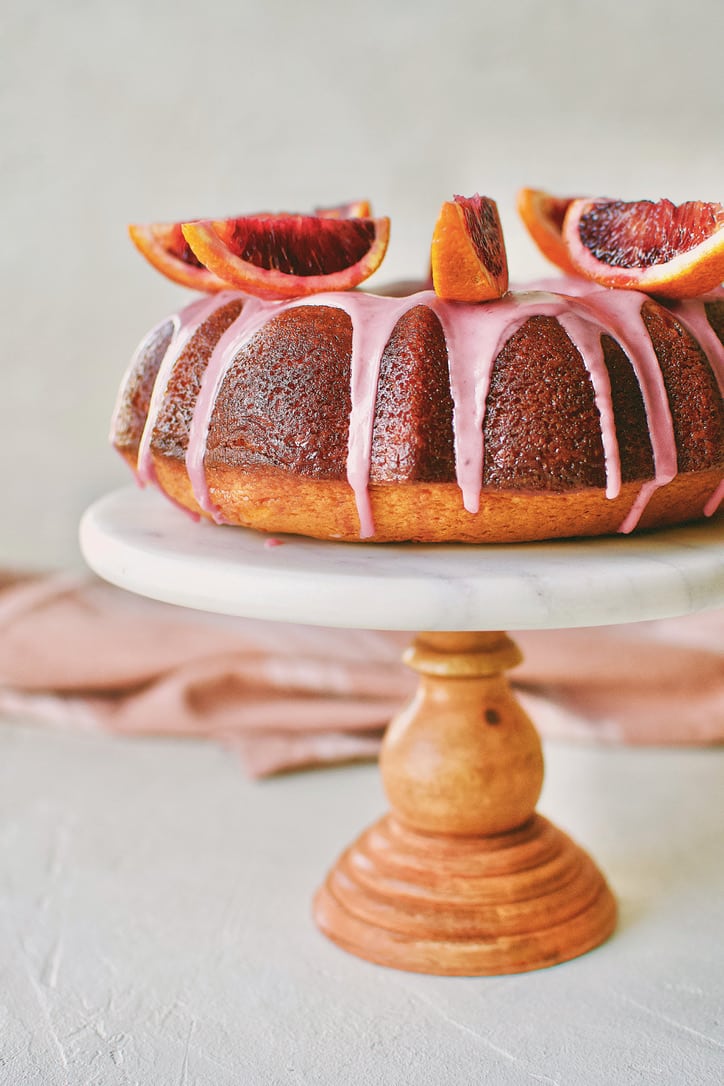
left=80, top=487, right=724, bottom=976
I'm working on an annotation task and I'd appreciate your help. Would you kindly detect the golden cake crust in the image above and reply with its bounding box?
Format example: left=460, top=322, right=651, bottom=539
left=119, top=451, right=720, bottom=543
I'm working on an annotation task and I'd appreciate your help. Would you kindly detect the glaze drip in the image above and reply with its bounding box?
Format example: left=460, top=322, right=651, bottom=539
left=705, top=478, right=724, bottom=517
left=572, top=289, right=678, bottom=533
left=285, top=292, right=421, bottom=538
left=186, top=296, right=286, bottom=521
left=129, top=282, right=723, bottom=537
left=136, top=292, right=239, bottom=486
left=666, top=294, right=724, bottom=398
left=666, top=294, right=724, bottom=519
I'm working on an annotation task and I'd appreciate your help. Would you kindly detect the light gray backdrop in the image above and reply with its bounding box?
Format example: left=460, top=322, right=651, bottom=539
left=3, top=0, right=723, bottom=567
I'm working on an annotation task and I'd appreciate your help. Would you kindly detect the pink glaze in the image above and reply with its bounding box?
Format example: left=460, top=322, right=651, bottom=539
left=134, top=282, right=721, bottom=538
left=704, top=479, right=724, bottom=517
left=136, top=293, right=238, bottom=486
left=556, top=310, right=621, bottom=500
left=264, top=537, right=285, bottom=548
left=109, top=315, right=170, bottom=444
left=428, top=291, right=622, bottom=511
left=430, top=295, right=517, bottom=514
left=666, top=295, right=724, bottom=398
left=666, top=295, right=724, bottom=521
left=288, top=292, right=419, bottom=538
left=571, top=289, right=678, bottom=533
left=186, top=297, right=287, bottom=521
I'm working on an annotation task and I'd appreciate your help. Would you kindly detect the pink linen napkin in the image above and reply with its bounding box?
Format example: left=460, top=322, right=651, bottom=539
left=0, top=570, right=721, bottom=776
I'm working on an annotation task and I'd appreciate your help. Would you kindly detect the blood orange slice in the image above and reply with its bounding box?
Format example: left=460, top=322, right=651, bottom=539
left=181, top=213, right=390, bottom=299
left=431, top=194, right=508, bottom=302
left=128, top=222, right=230, bottom=292
left=516, top=188, right=580, bottom=275
left=563, top=197, right=724, bottom=298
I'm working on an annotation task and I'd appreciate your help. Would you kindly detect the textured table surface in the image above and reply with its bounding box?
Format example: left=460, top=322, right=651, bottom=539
left=1, top=717, right=722, bottom=1086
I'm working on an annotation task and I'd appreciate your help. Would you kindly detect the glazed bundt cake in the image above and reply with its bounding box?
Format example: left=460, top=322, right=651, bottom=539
left=111, top=280, right=724, bottom=543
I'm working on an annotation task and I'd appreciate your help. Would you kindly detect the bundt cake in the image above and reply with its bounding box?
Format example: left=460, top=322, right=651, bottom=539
left=111, top=279, right=724, bottom=543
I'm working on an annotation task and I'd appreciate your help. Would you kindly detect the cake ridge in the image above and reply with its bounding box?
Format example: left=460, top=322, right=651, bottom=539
left=187, top=295, right=282, bottom=520
left=136, top=291, right=238, bottom=487
left=667, top=297, right=724, bottom=397
left=570, top=288, right=677, bottom=533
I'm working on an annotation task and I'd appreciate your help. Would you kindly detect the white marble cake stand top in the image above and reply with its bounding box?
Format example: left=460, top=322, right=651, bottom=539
left=80, top=488, right=724, bottom=634
left=80, top=487, right=724, bottom=632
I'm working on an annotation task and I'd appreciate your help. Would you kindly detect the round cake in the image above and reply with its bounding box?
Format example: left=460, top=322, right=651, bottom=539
left=111, top=279, right=724, bottom=543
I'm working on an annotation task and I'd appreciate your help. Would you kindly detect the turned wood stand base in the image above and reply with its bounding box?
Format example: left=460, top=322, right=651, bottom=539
left=314, top=632, right=617, bottom=975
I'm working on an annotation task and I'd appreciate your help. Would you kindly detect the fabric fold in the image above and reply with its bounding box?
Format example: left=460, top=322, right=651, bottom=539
left=0, top=570, right=721, bottom=776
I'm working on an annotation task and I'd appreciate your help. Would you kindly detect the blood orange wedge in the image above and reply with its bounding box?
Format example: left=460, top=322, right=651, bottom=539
left=431, top=195, right=508, bottom=302
left=516, top=188, right=580, bottom=275
left=563, top=197, right=724, bottom=298
left=128, top=222, right=230, bottom=292
left=315, top=199, right=372, bottom=218
left=181, top=213, right=390, bottom=299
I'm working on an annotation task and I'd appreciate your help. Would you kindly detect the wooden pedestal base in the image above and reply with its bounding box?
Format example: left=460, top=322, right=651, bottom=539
left=313, top=632, right=617, bottom=975
left=314, top=812, right=616, bottom=976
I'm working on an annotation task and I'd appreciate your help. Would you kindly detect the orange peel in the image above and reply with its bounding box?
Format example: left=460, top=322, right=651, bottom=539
left=128, top=222, right=230, bottom=292
left=516, top=188, right=580, bottom=275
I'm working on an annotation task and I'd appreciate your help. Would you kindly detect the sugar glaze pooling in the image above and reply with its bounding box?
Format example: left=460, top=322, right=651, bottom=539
left=129, top=282, right=724, bottom=537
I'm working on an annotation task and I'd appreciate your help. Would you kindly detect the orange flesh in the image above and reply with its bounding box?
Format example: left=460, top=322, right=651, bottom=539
left=577, top=199, right=724, bottom=267
left=431, top=197, right=508, bottom=302
left=214, top=215, right=379, bottom=275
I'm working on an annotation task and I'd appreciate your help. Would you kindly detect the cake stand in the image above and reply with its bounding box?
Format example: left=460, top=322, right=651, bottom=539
left=80, top=487, right=724, bottom=976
